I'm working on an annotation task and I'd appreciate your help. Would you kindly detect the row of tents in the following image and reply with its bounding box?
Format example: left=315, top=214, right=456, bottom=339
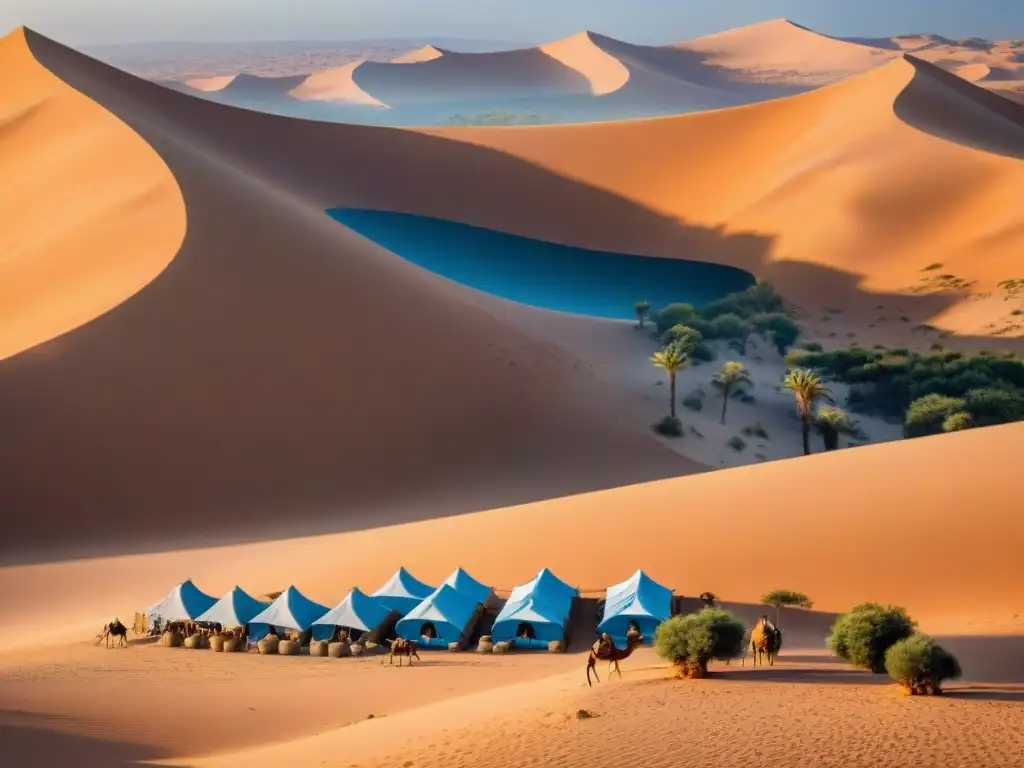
left=144, top=567, right=673, bottom=650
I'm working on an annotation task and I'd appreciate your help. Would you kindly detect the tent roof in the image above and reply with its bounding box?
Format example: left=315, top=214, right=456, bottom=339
left=400, top=584, right=477, bottom=629
left=507, top=568, right=578, bottom=605
left=249, top=586, right=329, bottom=631
left=494, top=591, right=568, bottom=628
left=442, top=567, right=492, bottom=605
left=196, top=586, right=269, bottom=626
left=601, top=569, right=672, bottom=625
left=371, top=567, right=435, bottom=602
left=145, top=579, right=218, bottom=622
left=313, top=587, right=392, bottom=632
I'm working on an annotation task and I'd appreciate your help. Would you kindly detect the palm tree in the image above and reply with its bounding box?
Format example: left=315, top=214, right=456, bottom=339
left=783, top=368, right=834, bottom=456
left=712, top=362, right=753, bottom=424
left=815, top=406, right=861, bottom=451
left=634, top=301, right=651, bottom=330
left=651, top=343, right=689, bottom=419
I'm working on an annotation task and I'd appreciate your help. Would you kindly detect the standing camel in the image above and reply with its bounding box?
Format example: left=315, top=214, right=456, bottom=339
left=586, top=631, right=644, bottom=687
left=97, top=618, right=129, bottom=648
left=385, top=638, right=420, bottom=667
left=745, top=616, right=782, bottom=666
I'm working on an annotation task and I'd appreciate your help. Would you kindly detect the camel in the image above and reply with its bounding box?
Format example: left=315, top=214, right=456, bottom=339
left=745, top=615, right=783, bottom=667
left=384, top=638, right=420, bottom=667
left=97, top=618, right=128, bottom=648
left=586, top=630, right=644, bottom=687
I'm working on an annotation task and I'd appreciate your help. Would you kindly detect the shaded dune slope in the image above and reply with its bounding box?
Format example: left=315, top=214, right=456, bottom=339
left=0, top=29, right=700, bottom=563
left=427, top=55, right=1024, bottom=323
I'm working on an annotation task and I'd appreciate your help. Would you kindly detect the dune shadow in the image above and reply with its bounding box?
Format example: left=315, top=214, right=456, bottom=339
left=944, top=685, right=1024, bottom=703
left=3, top=30, right=1017, bottom=566
left=932, top=636, right=1024, bottom=684
left=893, top=56, right=1024, bottom=160
left=0, top=709, right=179, bottom=767
left=711, top=666, right=889, bottom=686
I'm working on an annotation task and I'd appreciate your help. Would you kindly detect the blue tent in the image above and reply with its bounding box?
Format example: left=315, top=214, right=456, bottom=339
left=441, top=567, right=494, bottom=606
left=396, top=584, right=480, bottom=648
left=145, top=579, right=218, bottom=623
left=196, top=586, right=269, bottom=627
left=312, top=587, right=396, bottom=641
left=248, top=586, right=329, bottom=641
left=491, top=569, right=579, bottom=647
left=597, top=569, right=672, bottom=645
left=371, top=567, right=435, bottom=616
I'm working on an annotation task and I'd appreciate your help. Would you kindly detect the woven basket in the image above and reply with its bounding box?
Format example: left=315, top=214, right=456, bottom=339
left=493, top=641, right=511, bottom=654
left=476, top=639, right=494, bottom=653
left=278, top=639, right=298, bottom=656
left=224, top=637, right=241, bottom=653
left=161, top=631, right=183, bottom=648
left=328, top=640, right=351, bottom=658
left=350, top=643, right=365, bottom=657
left=547, top=640, right=566, bottom=653
left=210, top=635, right=226, bottom=652
left=309, top=640, right=328, bottom=657
left=257, top=636, right=280, bottom=655
left=183, top=634, right=201, bottom=650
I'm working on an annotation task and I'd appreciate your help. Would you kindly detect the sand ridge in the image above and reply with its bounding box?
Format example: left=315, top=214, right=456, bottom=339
left=0, top=27, right=185, bottom=361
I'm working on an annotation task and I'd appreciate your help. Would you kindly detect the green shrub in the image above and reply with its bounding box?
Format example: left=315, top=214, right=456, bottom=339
left=884, top=634, right=962, bottom=695
left=752, top=312, right=801, bottom=354
left=737, top=391, right=756, bottom=404
left=655, top=303, right=697, bottom=334
left=727, top=436, right=746, bottom=451
left=663, top=324, right=703, bottom=354
left=682, top=395, right=703, bottom=412
left=904, top=394, right=967, bottom=438
left=691, top=342, right=716, bottom=362
left=653, top=416, right=683, bottom=437
left=708, top=313, right=753, bottom=341
left=654, top=608, right=746, bottom=677
left=741, top=423, right=769, bottom=439
left=963, top=387, right=1024, bottom=426
left=942, top=411, right=973, bottom=432
left=801, top=342, right=824, bottom=352
left=826, top=603, right=917, bottom=673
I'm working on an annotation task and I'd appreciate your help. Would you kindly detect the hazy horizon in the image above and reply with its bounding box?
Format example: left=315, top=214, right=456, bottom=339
left=4, top=1, right=1023, bottom=47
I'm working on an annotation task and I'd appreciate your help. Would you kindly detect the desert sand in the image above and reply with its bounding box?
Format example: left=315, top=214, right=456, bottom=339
left=2, top=18, right=1024, bottom=768
left=158, top=20, right=1024, bottom=123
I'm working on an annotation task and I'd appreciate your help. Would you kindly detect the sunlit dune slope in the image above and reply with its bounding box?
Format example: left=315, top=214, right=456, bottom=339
left=675, top=18, right=899, bottom=85
left=0, top=28, right=185, bottom=362
left=426, top=55, right=1024, bottom=333
left=3, top=422, right=1021, bottom=653
left=391, top=45, right=444, bottom=64
left=0, top=28, right=696, bottom=563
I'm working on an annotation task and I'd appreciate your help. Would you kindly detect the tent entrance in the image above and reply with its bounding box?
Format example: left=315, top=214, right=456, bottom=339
left=515, top=622, right=536, bottom=640
left=419, top=622, right=438, bottom=640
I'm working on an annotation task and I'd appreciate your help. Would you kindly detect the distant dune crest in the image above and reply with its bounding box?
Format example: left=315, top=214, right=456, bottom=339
left=148, top=18, right=1023, bottom=121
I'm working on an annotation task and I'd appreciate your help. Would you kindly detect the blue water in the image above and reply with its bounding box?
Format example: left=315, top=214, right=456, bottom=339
left=327, top=208, right=755, bottom=320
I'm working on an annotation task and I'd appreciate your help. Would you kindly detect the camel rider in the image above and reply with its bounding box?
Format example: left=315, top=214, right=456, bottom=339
left=593, top=632, right=614, bottom=657
left=761, top=614, right=777, bottom=634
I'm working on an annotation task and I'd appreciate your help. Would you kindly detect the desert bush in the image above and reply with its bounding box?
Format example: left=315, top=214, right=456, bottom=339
left=826, top=603, right=917, bottom=673
left=654, top=608, right=746, bottom=677
left=708, top=313, right=753, bottom=341
left=963, top=387, right=1024, bottom=426
left=904, top=394, right=967, bottom=438
left=655, top=303, right=698, bottom=334
left=663, top=324, right=703, bottom=354
left=726, top=436, right=746, bottom=451
left=737, top=391, right=756, bottom=404
left=942, top=411, right=973, bottom=432
left=691, top=342, right=716, bottom=362
left=682, top=395, right=704, bottom=412
left=801, top=341, right=824, bottom=352
left=653, top=415, right=684, bottom=437
left=884, top=634, right=962, bottom=695
left=752, top=312, right=800, bottom=353
left=741, top=423, right=769, bottom=439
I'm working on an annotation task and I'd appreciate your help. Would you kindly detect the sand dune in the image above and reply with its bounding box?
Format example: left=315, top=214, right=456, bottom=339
left=0, top=27, right=698, bottom=564
left=390, top=44, right=444, bottom=64
left=428, top=55, right=1024, bottom=339
left=0, top=29, right=185, bottom=363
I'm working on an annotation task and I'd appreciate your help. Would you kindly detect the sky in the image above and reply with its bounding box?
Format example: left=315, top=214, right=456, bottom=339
left=4, top=0, right=1024, bottom=47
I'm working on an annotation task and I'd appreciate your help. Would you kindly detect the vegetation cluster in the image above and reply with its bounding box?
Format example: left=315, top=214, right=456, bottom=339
left=786, top=346, right=1024, bottom=437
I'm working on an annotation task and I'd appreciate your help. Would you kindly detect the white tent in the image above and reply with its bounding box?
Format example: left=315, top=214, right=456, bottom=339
left=145, top=579, right=218, bottom=623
